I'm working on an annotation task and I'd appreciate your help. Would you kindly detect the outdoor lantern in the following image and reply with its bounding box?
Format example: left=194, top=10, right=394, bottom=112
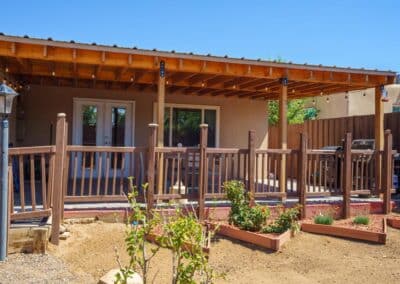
left=380, top=85, right=389, bottom=102
left=0, top=83, right=18, bottom=114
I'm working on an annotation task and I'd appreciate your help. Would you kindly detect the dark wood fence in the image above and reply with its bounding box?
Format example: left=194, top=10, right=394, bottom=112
left=269, top=112, right=400, bottom=151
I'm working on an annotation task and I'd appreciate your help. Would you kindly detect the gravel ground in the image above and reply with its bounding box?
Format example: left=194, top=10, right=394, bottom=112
left=0, top=253, right=81, bottom=284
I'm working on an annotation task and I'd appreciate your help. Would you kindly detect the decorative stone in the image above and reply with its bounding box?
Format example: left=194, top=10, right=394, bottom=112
left=59, top=231, right=71, bottom=240
left=98, top=269, right=143, bottom=284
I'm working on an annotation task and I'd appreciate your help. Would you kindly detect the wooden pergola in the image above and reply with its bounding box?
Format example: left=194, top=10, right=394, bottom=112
left=0, top=34, right=396, bottom=189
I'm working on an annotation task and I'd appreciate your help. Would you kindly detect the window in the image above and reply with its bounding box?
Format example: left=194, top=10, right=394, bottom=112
left=393, top=105, right=400, bottom=113
left=158, top=104, right=219, bottom=147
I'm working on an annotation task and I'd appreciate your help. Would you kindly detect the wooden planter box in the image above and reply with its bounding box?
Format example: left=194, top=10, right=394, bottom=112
left=301, top=219, right=387, bottom=244
left=387, top=217, right=400, bottom=229
left=210, top=223, right=292, bottom=251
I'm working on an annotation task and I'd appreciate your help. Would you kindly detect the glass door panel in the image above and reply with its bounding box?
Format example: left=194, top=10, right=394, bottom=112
left=204, top=109, right=216, bottom=147
left=104, top=102, right=133, bottom=177
left=172, top=108, right=201, bottom=147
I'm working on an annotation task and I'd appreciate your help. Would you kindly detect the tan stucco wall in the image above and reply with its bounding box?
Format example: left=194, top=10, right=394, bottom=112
left=15, top=85, right=268, bottom=148
left=314, top=84, right=400, bottom=119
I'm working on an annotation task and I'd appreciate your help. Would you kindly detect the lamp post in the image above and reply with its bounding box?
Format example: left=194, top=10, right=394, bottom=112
left=0, top=83, right=18, bottom=261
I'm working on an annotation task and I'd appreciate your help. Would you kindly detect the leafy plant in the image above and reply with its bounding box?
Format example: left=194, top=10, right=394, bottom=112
left=261, top=205, right=301, bottom=234
left=116, top=177, right=221, bottom=284
left=314, top=214, right=334, bottom=225
left=224, top=180, right=269, bottom=231
left=115, top=179, right=162, bottom=284
left=268, top=99, right=319, bottom=126
left=353, top=215, right=370, bottom=225
left=159, top=211, right=220, bottom=284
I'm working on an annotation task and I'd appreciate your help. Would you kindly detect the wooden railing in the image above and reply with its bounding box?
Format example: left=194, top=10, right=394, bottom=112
left=153, top=147, right=199, bottom=200
left=8, top=146, right=55, bottom=221
left=64, top=145, right=147, bottom=203
left=7, top=115, right=395, bottom=245
left=204, top=148, right=249, bottom=199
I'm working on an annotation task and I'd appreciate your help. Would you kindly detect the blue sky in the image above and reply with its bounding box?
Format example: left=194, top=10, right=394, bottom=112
left=1, top=1, right=399, bottom=72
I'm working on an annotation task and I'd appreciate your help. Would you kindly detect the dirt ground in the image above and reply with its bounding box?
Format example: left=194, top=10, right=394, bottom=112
left=48, top=219, right=400, bottom=284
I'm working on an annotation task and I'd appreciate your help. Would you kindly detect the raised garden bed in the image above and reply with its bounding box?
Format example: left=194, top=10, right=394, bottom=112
left=208, top=222, right=292, bottom=251
left=387, top=215, right=400, bottom=229
left=301, top=215, right=387, bottom=244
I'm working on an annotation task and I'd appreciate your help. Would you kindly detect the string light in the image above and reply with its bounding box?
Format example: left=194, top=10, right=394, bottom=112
left=312, top=99, right=316, bottom=105
left=326, top=97, right=330, bottom=103
left=265, top=87, right=269, bottom=91
left=51, top=71, right=56, bottom=76
left=91, top=74, right=96, bottom=79
left=291, top=89, right=295, bottom=93
left=320, top=90, right=324, bottom=96
left=362, top=92, right=366, bottom=97
left=201, top=81, right=205, bottom=87
left=232, top=84, right=237, bottom=89
left=130, top=76, right=134, bottom=82
left=345, top=91, right=348, bottom=100
left=5, top=67, right=9, bottom=73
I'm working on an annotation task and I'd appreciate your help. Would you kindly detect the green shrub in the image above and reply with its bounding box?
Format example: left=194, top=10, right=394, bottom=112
left=314, top=214, right=334, bottom=225
left=261, top=205, right=301, bottom=234
left=224, top=180, right=269, bottom=232
left=353, top=215, right=370, bottom=225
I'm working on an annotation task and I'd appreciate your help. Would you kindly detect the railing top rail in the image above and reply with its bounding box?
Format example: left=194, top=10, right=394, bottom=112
left=155, top=147, right=199, bottom=153
left=66, top=145, right=147, bottom=153
left=206, top=148, right=248, bottom=154
left=255, top=148, right=295, bottom=154
left=306, top=149, right=341, bottom=155
left=9, top=145, right=56, bottom=155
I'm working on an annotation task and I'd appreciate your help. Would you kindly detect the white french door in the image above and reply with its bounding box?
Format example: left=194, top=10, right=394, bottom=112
left=73, top=98, right=135, bottom=178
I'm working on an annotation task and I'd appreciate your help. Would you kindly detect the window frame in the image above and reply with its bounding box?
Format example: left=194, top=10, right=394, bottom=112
left=153, top=103, right=220, bottom=147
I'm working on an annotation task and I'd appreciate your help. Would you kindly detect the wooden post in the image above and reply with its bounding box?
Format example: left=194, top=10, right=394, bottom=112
left=382, top=130, right=392, bottom=214
left=51, top=113, right=67, bottom=245
left=156, top=61, right=166, bottom=196
left=147, top=123, right=158, bottom=216
left=374, top=86, right=384, bottom=196
left=61, top=122, right=68, bottom=222
left=298, top=133, right=308, bottom=219
left=248, top=130, right=256, bottom=206
left=157, top=61, right=166, bottom=146
left=342, top=132, right=352, bottom=219
left=279, top=77, right=288, bottom=200
left=198, top=124, right=208, bottom=221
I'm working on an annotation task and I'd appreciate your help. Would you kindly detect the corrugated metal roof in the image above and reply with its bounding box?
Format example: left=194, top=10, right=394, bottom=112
left=0, top=32, right=396, bottom=76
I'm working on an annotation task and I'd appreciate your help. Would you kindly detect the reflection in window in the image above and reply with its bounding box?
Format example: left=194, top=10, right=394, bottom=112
left=164, top=106, right=217, bottom=147
left=111, top=107, right=126, bottom=169
left=82, top=105, right=97, bottom=146
left=82, top=105, right=97, bottom=167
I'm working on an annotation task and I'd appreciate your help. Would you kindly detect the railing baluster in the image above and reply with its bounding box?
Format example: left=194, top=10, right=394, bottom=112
left=112, top=152, right=118, bottom=195
left=19, top=155, right=25, bottom=211
left=72, top=152, right=78, bottom=196
left=80, top=153, right=86, bottom=195
left=41, top=154, right=47, bottom=209
left=105, top=152, right=110, bottom=195
left=119, top=153, right=125, bottom=195
left=88, top=152, right=94, bottom=195
left=97, top=152, right=103, bottom=195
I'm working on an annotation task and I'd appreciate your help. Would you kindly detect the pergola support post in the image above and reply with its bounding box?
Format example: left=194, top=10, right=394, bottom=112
left=382, top=130, right=392, bottom=214
left=374, top=85, right=384, bottom=196
left=156, top=61, right=166, bottom=197
left=198, top=124, right=208, bottom=221
left=342, top=132, right=352, bottom=219
left=279, top=77, right=288, bottom=201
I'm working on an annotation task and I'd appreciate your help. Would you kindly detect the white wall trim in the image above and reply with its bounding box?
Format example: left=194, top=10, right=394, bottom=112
left=72, top=97, right=136, bottom=146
